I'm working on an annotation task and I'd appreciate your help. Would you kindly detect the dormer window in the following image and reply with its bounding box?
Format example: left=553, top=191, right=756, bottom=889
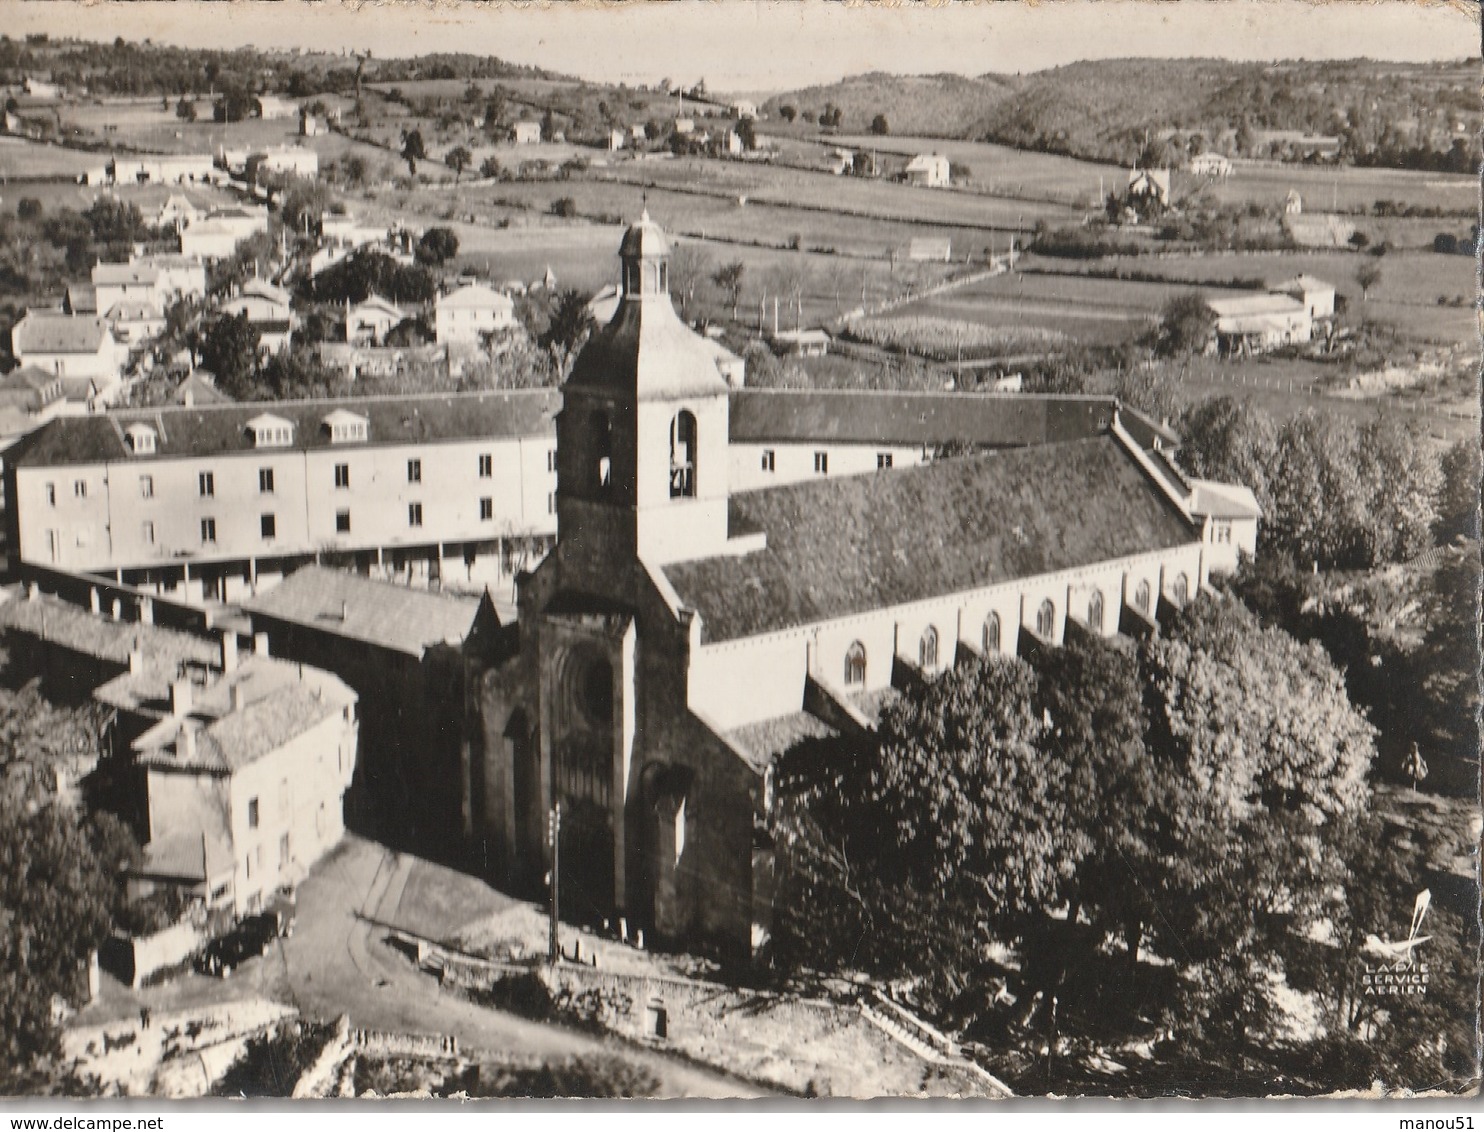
left=322, top=409, right=369, bottom=444
left=123, top=423, right=157, bottom=455
left=246, top=413, right=294, bottom=449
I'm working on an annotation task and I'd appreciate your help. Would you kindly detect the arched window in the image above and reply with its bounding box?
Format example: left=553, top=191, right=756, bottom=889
left=983, top=612, right=1001, bottom=655
left=1088, top=590, right=1105, bottom=633
left=669, top=410, right=696, bottom=498
left=1035, top=599, right=1055, bottom=638
left=919, top=626, right=939, bottom=671
left=844, top=641, right=866, bottom=686
left=1134, top=579, right=1152, bottom=613
left=593, top=412, right=612, bottom=491
left=1173, top=573, right=1190, bottom=605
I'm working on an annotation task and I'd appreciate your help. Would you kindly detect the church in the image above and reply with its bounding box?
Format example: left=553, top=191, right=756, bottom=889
left=468, top=214, right=1257, bottom=963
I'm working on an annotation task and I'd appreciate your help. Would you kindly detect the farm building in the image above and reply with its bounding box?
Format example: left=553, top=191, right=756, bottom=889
left=249, top=146, right=320, bottom=180
left=179, top=207, right=271, bottom=261
left=254, top=95, right=297, bottom=120
left=1187, top=153, right=1233, bottom=177
left=674, top=117, right=696, bottom=135
left=345, top=296, right=407, bottom=346
left=1272, top=275, right=1336, bottom=322
left=512, top=121, right=542, bottom=145
left=1127, top=167, right=1171, bottom=206
left=904, top=153, right=950, bottom=188
left=608, top=129, right=627, bottom=151
left=1284, top=190, right=1304, bottom=215
left=771, top=328, right=831, bottom=357
left=1205, top=293, right=1312, bottom=356
left=907, top=237, right=952, bottom=263
left=732, top=100, right=758, bottom=120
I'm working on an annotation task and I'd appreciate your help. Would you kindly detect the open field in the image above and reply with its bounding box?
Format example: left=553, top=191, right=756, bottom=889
left=1209, top=160, right=1476, bottom=215
left=829, top=134, right=1116, bottom=208
left=893, top=267, right=1188, bottom=346
left=0, top=136, right=106, bottom=178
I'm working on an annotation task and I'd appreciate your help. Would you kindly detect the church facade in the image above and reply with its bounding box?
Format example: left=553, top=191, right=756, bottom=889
left=469, top=215, right=1253, bottom=963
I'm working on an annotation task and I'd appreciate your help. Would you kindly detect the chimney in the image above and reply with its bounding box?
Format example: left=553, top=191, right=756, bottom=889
left=339, top=600, right=348, bottom=622
left=170, top=677, right=193, bottom=717
left=89, top=588, right=101, bottom=615
left=253, top=632, right=270, bottom=658
left=139, top=597, right=154, bottom=626
left=220, top=631, right=238, bottom=674
left=230, top=682, right=246, bottom=713
left=110, top=599, right=122, bottom=622
left=26, top=583, right=39, bottom=602
left=176, top=725, right=196, bottom=761
left=128, top=640, right=144, bottom=675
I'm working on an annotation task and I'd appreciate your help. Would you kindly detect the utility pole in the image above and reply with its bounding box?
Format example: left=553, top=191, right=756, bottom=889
left=547, top=801, right=561, bottom=963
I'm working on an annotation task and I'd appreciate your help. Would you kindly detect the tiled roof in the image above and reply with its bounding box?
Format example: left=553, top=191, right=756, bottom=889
left=173, top=371, right=231, bottom=405
left=1189, top=478, right=1263, bottom=520
left=1207, top=293, right=1306, bottom=318
left=12, top=312, right=111, bottom=356
left=438, top=283, right=513, bottom=311
left=727, top=389, right=1120, bottom=448
left=245, top=565, right=486, bottom=658
left=93, top=263, right=161, bottom=287
left=664, top=434, right=1198, bottom=643
left=726, top=711, right=839, bottom=771
left=0, top=589, right=218, bottom=670
left=141, top=825, right=232, bottom=882
left=11, top=389, right=560, bottom=467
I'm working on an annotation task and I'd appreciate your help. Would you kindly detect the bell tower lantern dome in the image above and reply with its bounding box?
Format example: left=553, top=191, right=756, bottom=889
left=619, top=210, right=669, bottom=300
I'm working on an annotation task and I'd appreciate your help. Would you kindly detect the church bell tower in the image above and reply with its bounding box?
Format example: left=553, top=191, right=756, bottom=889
left=554, top=213, right=734, bottom=573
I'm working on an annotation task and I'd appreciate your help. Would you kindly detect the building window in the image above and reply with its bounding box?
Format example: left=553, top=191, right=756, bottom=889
left=247, top=797, right=259, bottom=829
left=139, top=475, right=154, bottom=499
left=547, top=448, right=557, bottom=474
left=1135, top=580, right=1152, bottom=613
left=198, top=471, right=214, bottom=497
left=983, top=612, right=1001, bottom=654
left=877, top=452, right=893, bottom=470
left=407, top=458, right=422, bottom=484
left=279, top=833, right=291, bottom=868
left=478, top=453, right=493, bottom=478
left=547, top=491, right=557, bottom=515
left=919, top=626, right=939, bottom=671
left=408, top=502, right=423, bottom=528
left=142, top=520, right=155, bottom=545
left=479, top=497, right=493, bottom=521
left=200, top=517, right=217, bottom=544
left=334, top=463, right=350, bottom=489
left=259, top=467, right=275, bottom=493
left=760, top=449, right=776, bottom=473
left=814, top=451, right=829, bottom=474
left=1035, top=599, right=1055, bottom=638
left=335, top=509, right=351, bottom=533
left=73, top=479, right=87, bottom=499
left=1173, top=573, right=1190, bottom=605
left=1088, top=589, right=1105, bottom=633
left=669, top=410, right=697, bottom=498
left=844, top=641, right=867, bottom=686
left=260, top=513, right=276, bottom=540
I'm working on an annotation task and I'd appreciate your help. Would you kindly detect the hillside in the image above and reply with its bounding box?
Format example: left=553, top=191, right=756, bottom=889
left=760, top=72, right=1015, bottom=138
left=766, top=58, right=1480, bottom=173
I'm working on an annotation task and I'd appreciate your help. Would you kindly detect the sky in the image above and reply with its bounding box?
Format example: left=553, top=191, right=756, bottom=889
left=6, top=0, right=1476, bottom=93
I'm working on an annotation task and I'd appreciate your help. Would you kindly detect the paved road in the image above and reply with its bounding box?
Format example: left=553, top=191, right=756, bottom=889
left=271, top=835, right=770, bottom=1099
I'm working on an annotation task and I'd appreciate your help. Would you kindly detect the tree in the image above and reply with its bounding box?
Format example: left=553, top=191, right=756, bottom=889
left=175, top=96, right=196, bottom=122
left=0, top=684, right=138, bottom=1092
left=479, top=156, right=502, bottom=180
left=778, top=104, right=797, bottom=123
left=1351, top=415, right=1442, bottom=564
left=199, top=312, right=261, bottom=398
left=712, top=261, right=745, bottom=320
left=415, top=226, right=460, bottom=267
left=277, top=180, right=332, bottom=238
left=400, top=128, right=426, bottom=174
left=1354, top=262, right=1381, bottom=301
left=16, top=198, right=42, bottom=224
left=445, top=145, right=472, bottom=183
left=736, top=119, right=757, bottom=151
left=666, top=242, right=711, bottom=317
left=1140, top=596, right=1376, bottom=1054
left=870, top=113, right=890, bottom=136
left=539, top=287, right=594, bottom=375
left=1156, top=291, right=1216, bottom=356
left=1436, top=437, right=1482, bottom=540
left=549, top=197, right=577, bottom=219
left=1177, top=396, right=1280, bottom=515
